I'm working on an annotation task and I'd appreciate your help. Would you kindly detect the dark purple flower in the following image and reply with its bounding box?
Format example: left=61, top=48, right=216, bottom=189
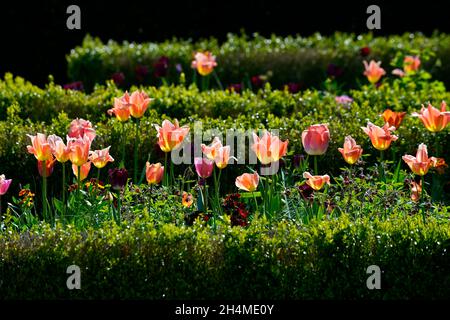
left=153, top=56, right=170, bottom=78
left=63, top=81, right=84, bottom=91
left=327, top=64, right=343, bottom=78
left=293, top=154, right=304, bottom=168
left=108, top=168, right=128, bottom=191
left=286, top=82, right=302, bottom=94
left=228, top=83, right=242, bottom=93
left=251, top=75, right=264, bottom=88
left=222, top=193, right=249, bottom=227
left=298, top=183, right=314, bottom=201
left=112, top=72, right=125, bottom=86
left=135, top=65, right=149, bottom=82
left=360, top=47, right=371, bottom=57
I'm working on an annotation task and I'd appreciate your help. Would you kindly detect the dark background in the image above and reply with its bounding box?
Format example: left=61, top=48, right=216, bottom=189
left=1, top=0, right=449, bottom=86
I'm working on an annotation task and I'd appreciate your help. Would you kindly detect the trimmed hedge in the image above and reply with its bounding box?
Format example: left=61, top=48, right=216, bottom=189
left=66, top=33, right=450, bottom=91
left=1, top=214, right=450, bottom=299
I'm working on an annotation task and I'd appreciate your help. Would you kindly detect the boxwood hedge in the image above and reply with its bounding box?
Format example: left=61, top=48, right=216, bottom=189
left=1, top=214, right=449, bottom=299
left=66, top=32, right=450, bottom=91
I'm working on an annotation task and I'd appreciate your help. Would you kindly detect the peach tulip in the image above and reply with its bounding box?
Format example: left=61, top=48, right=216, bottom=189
left=303, top=172, right=330, bottom=191
left=108, top=91, right=132, bottom=122
left=202, top=137, right=236, bottom=169
left=201, top=137, right=223, bottom=161
left=338, top=136, right=363, bottom=165
left=145, top=162, right=164, bottom=185
left=67, top=135, right=92, bottom=166
left=361, top=122, right=398, bottom=151
left=68, top=118, right=96, bottom=141
left=194, top=157, right=214, bottom=179
left=182, top=191, right=194, bottom=208
left=402, top=143, right=436, bottom=176
left=72, top=161, right=91, bottom=181
left=130, top=90, right=152, bottom=119
left=154, top=119, right=190, bottom=152
left=381, top=109, right=407, bottom=129
left=38, top=156, right=56, bottom=177
left=392, top=68, right=406, bottom=77
left=363, top=60, right=386, bottom=84
left=410, top=180, right=422, bottom=202
left=191, top=51, right=217, bottom=76
left=252, top=131, right=289, bottom=164
left=235, top=172, right=259, bottom=192
left=47, top=135, right=71, bottom=163
left=27, top=133, right=52, bottom=161
left=0, top=174, right=12, bottom=195
left=412, top=101, right=450, bottom=132
left=301, top=124, right=329, bottom=156
left=403, top=56, right=421, bottom=73
left=89, top=147, right=114, bottom=169
left=431, top=157, right=448, bottom=174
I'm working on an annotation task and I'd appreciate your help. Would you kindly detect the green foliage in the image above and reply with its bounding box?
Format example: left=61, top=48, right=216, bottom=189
left=1, top=214, right=449, bottom=299
left=66, top=32, right=450, bottom=91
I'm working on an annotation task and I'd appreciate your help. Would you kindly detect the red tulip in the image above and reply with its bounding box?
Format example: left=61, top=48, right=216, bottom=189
left=301, top=124, right=329, bottom=155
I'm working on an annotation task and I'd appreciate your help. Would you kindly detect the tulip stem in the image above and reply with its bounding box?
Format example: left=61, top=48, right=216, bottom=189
left=97, top=168, right=101, bottom=181
left=121, top=122, right=126, bottom=168
left=116, top=190, right=121, bottom=225
left=314, top=156, right=318, bottom=175
left=133, top=118, right=140, bottom=183
left=62, top=162, right=66, bottom=220
left=252, top=191, right=259, bottom=213
left=213, top=71, right=223, bottom=90
left=421, top=175, right=426, bottom=223
left=42, top=160, right=47, bottom=222
left=164, top=152, right=168, bottom=187
left=77, top=165, right=81, bottom=200
left=0, top=195, right=2, bottom=216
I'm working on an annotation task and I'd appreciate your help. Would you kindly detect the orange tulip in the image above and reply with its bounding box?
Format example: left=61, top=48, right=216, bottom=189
left=402, top=143, right=436, bottom=176
left=303, top=172, right=330, bottom=191
left=361, top=122, right=398, bottom=151
left=89, top=146, right=115, bottom=169
left=145, top=162, right=164, bottom=185
left=72, top=161, right=91, bottom=181
left=191, top=51, right=217, bottom=76
left=38, top=156, right=56, bottom=177
left=27, top=133, right=52, bottom=161
left=301, top=124, right=329, bottom=156
left=108, top=91, right=132, bottom=122
left=235, top=172, right=259, bottom=192
left=410, top=180, right=422, bottom=202
left=252, top=131, right=288, bottom=164
left=202, top=137, right=236, bottom=169
left=182, top=191, right=194, bottom=208
left=129, top=90, right=152, bottom=119
left=67, top=135, right=92, bottom=166
left=338, top=136, right=363, bottom=165
left=412, top=101, right=450, bottom=132
left=68, top=118, right=96, bottom=141
left=381, top=109, right=407, bottom=129
left=403, top=56, right=421, bottom=73
left=431, top=157, right=448, bottom=174
left=154, top=119, right=190, bottom=152
left=47, top=135, right=70, bottom=163
left=363, top=60, right=386, bottom=84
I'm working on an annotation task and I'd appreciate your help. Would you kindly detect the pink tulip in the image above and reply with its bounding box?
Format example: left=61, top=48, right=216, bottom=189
left=301, top=124, right=330, bottom=155
left=363, top=60, right=386, bottom=84
left=154, top=119, right=190, bottom=152
left=412, top=101, right=450, bottom=132
left=68, top=118, right=96, bottom=141
left=402, top=143, right=436, bottom=176
left=89, top=146, right=115, bottom=169
left=202, top=137, right=236, bottom=169
left=403, top=56, right=421, bottom=73
left=26, top=133, right=52, bottom=161
left=145, top=162, right=164, bottom=185
left=0, top=174, right=12, bottom=195
left=194, top=157, right=214, bottom=178
left=47, top=135, right=71, bottom=163
left=67, top=135, right=92, bottom=166
left=108, top=91, right=132, bottom=122
left=303, top=172, right=330, bottom=191
left=252, top=131, right=289, bottom=164
left=338, top=136, right=363, bottom=165
left=191, top=51, right=217, bottom=76
left=129, top=90, right=153, bottom=119
left=235, top=172, right=259, bottom=192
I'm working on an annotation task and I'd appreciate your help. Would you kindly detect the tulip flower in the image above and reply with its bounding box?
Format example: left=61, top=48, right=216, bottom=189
left=182, top=191, right=194, bottom=208
left=431, top=157, right=448, bottom=174
left=0, top=174, right=12, bottom=196
left=201, top=137, right=222, bottom=161
left=338, top=136, right=363, bottom=165
left=301, top=124, right=329, bottom=156
left=72, top=161, right=91, bottom=181
left=27, top=133, right=52, bottom=161
left=155, top=119, right=190, bottom=153
left=129, top=90, right=152, bottom=119
left=303, top=172, right=330, bottom=191
left=89, top=147, right=115, bottom=169
left=252, top=131, right=289, bottom=164
left=68, top=118, right=96, bottom=141
left=363, top=60, right=386, bottom=84
left=381, top=109, right=407, bottom=129
left=235, top=172, right=259, bottom=192
left=38, top=156, right=56, bottom=177
left=47, top=135, right=70, bottom=163
left=392, top=69, right=406, bottom=77
left=108, top=91, right=132, bottom=122
left=361, top=122, right=398, bottom=151
left=145, top=162, right=164, bottom=185
left=412, top=101, right=450, bottom=132
left=108, top=168, right=128, bottom=191
left=194, top=157, right=214, bottom=179
left=410, top=180, right=422, bottom=202
left=67, top=135, right=91, bottom=167
left=191, top=51, right=217, bottom=76
left=202, top=137, right=236, bottom=169
left=402, top=143, right=436, bottom=176
left=403, top=56, right=421, bottom=73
